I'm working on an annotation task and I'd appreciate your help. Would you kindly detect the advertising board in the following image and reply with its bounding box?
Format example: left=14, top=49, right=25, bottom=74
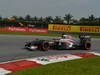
left=48, top=24, right=100, bottom=33
left=0, top=27, right=48, bottom=34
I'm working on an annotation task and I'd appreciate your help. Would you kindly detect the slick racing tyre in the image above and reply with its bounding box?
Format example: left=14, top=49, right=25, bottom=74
left=83, top=40, right=91, bottom=50
left=41, top=40, right=50, bottom=51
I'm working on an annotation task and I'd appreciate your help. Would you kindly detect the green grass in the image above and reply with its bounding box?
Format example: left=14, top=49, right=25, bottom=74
left=91, top=36, right=100, bottom=39
left=0, top=31, right=61, bottom=37
left=7, top=56, right=100, bottom=75
left=0, top=31, right=100, bottom=38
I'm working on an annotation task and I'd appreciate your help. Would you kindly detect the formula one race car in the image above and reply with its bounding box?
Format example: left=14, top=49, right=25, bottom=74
left=25, top=34, right=91, bottom=51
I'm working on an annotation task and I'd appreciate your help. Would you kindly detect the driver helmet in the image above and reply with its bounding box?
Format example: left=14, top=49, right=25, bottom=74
left=62, top=35, right=72, bottom=39
left=62, top=35, right=67, bottom=38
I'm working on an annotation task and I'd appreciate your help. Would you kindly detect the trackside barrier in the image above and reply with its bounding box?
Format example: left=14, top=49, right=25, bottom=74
left=48, top=24, right=100, bottom=35
left=0, top=27, right=48, bottom=34
left=1, top=24, right=100, bottom=35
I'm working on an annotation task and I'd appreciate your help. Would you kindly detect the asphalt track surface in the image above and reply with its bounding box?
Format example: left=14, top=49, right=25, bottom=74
left=0, top=35, right=100, bottom=63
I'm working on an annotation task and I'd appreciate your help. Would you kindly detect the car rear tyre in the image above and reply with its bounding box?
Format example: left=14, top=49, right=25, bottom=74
left=41, top=40, right=50, bottom=51
left=83, top=40, right=91, bottom=50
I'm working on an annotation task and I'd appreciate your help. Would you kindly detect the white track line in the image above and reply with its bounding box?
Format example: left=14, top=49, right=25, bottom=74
left=88, top=52, right=100, bottom=56
left=26, top=54, right=82, bottom=65
left=0, top=68, right=12, bottom=75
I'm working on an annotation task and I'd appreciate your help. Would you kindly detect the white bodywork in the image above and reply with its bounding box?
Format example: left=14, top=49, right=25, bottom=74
left=59, top=35, right=75, bottom=48
left=30, top=46, right=37, bottom=50
left=59, top=39, right=74, bottom=48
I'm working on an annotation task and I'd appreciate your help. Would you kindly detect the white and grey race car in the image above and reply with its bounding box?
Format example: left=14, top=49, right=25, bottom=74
left=25, top=35, right=91, bottom=51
